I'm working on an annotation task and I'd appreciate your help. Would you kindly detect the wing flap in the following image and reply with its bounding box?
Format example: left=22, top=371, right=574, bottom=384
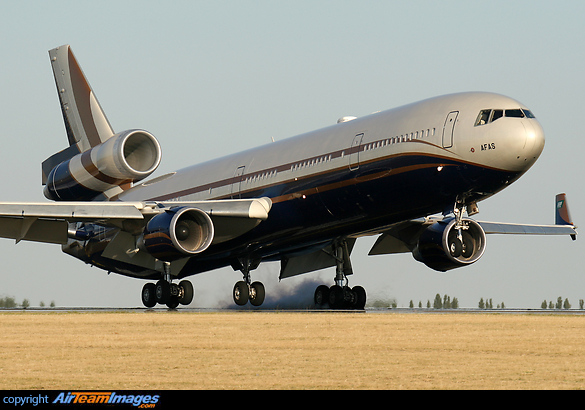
left=279, top=239, right=356, bottom=279
left=0, top=217, right=68, bottom=244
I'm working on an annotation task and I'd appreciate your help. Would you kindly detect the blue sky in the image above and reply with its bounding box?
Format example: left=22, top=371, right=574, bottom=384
left=0, top=1, right=583, bottom=308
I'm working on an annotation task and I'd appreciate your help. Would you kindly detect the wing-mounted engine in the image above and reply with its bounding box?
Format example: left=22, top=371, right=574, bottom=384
left=412, top=217, right=486, bottom=272
left=44, top=129, right=161, bottom=201
left=140, top=207, right=214, bottom=262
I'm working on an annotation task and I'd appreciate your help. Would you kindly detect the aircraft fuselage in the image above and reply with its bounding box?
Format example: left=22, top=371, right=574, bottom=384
left=86, top=91, right=545, bottom=279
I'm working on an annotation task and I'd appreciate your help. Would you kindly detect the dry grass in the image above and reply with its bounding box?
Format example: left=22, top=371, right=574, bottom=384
left=1, top=311, right=585, bottom=389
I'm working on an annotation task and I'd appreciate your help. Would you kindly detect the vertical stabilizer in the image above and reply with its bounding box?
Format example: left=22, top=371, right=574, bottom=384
left=49, top=45, right=114, bottom=150
left=555, top=193, right=573, bottom=226
left=42, top=45, right=116, bottom=183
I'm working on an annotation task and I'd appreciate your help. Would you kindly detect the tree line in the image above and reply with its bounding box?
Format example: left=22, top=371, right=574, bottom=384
left=406, top=294, right=582, bottom=310
left=0, top=296, right=55, bottom=308
left=540, top=297, right=579, bottom=310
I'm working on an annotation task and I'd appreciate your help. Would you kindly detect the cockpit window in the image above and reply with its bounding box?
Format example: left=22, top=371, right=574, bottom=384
left=475, top=107, right=535, bottom=126
left=505, top=109, right=524, bottom=118
left=475, top=110, right=491, bottom=126
left=491, top=109, right=503, bottom=122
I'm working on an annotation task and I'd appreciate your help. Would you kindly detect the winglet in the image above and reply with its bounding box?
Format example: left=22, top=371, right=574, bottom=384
left=556, top=193, right=576, bottom=241
left=555, top=193, right=573, bottom=226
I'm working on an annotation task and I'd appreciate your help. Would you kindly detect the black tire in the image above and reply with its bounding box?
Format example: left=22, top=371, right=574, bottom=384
left=328, top=285, right=344, bottom=309
left=178, top=280, right=194, bottom=305
left=155, top=280, right=170, bottom=304
left=233, top=281, right=249, bottom=306
left=352, top=286, right=367, bottom=310
left=249, top=282, right=265, bottom=307
left=449, top=237, right=463, bottom=258
left=460, top=231, right=475, bottom=258
left=314, top=285, right=330, bottom=307
left=141, top=283, right=157, bottom=308
left=166, top=296, right=180, bottom=309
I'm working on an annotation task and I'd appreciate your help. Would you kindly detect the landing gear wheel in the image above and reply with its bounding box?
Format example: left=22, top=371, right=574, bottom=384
left=141, top=283, right=157, bottom=308
left=233, top=281, right=249, bottom=306
left=328, top=285, right=344, bottom=309
left=352, top=286, right=366, bottom=310
left=460, top=231, right=474, bottom=258
left=449, top=237, right=463, bottom=258
left=314, top=285, right=330, bottom=307
left=166, top=296, right=180, bottom=309
left=178, top=280, right=194, bottom=305
left=249, top=281, right=265, bottom=307
left=155, top=280, right=171, bottom=304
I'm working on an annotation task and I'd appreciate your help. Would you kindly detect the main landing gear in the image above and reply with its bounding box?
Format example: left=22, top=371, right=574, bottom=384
left=141, top=262, right=194, bottom=309
left=232, top=258, right=266, bottom=307
left=313, top=240, right=367, bottom=310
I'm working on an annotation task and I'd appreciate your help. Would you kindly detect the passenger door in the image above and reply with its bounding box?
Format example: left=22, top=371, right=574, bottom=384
left=442, top=111, right=459, bottom=148
left=349, top=133, right=364, bottom=171
left=230, top=166, right=246, bottom=199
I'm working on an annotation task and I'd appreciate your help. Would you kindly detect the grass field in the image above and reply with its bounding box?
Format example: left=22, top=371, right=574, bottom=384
left=1, top=310, right=584, bottom=389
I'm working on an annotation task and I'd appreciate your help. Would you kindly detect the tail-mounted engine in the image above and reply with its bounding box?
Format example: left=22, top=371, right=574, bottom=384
left=413, top=217, right=486, bottom=272
left=44, top=129, right=161, bottom=201
left=141, top=207, right=215, bottom=262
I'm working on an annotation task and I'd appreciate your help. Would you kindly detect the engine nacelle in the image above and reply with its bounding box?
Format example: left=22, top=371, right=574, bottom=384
left=412, top=217, right=486, bottom=272
left=141, top=207, right=215, bottom=262
left=44, top=129, right=161, bottom=201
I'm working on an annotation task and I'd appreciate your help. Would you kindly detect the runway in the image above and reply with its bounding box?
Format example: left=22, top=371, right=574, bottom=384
left=3, top=306, right=585, bottom=314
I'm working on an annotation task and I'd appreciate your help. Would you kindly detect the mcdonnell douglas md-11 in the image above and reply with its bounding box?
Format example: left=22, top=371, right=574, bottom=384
left=0, top=45, right=576, bottom=309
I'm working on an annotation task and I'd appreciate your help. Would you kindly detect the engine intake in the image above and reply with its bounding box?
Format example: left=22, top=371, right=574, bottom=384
left=44, top=129, right=161, bottom=201
left=142, top=207, right=214, bottom=262
left=413, top=217, right=486, bottom=272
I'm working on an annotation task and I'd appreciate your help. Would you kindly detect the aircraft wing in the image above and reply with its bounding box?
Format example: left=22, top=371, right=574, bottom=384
left=0, top=197, right=272, bottom=245
left=477, top=221, right=577, bottom=236
left=369, top=217, right=577, bottom=256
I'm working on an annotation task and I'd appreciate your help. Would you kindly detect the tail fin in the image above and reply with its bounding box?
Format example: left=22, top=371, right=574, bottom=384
left=42, top=45, right=115, bottom=183
left=555, top=193, right=573, bottom=226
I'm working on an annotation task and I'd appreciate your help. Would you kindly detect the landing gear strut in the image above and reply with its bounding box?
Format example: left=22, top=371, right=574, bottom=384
left=141, top=262, right=194, bottom=309
left=232, top=258, right=265, bottom=307
left=314, top=239, right=367, bottom=310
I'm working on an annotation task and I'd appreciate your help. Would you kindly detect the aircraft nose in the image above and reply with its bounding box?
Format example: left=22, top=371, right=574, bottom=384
left=520, top=119, right=545, bottom=169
